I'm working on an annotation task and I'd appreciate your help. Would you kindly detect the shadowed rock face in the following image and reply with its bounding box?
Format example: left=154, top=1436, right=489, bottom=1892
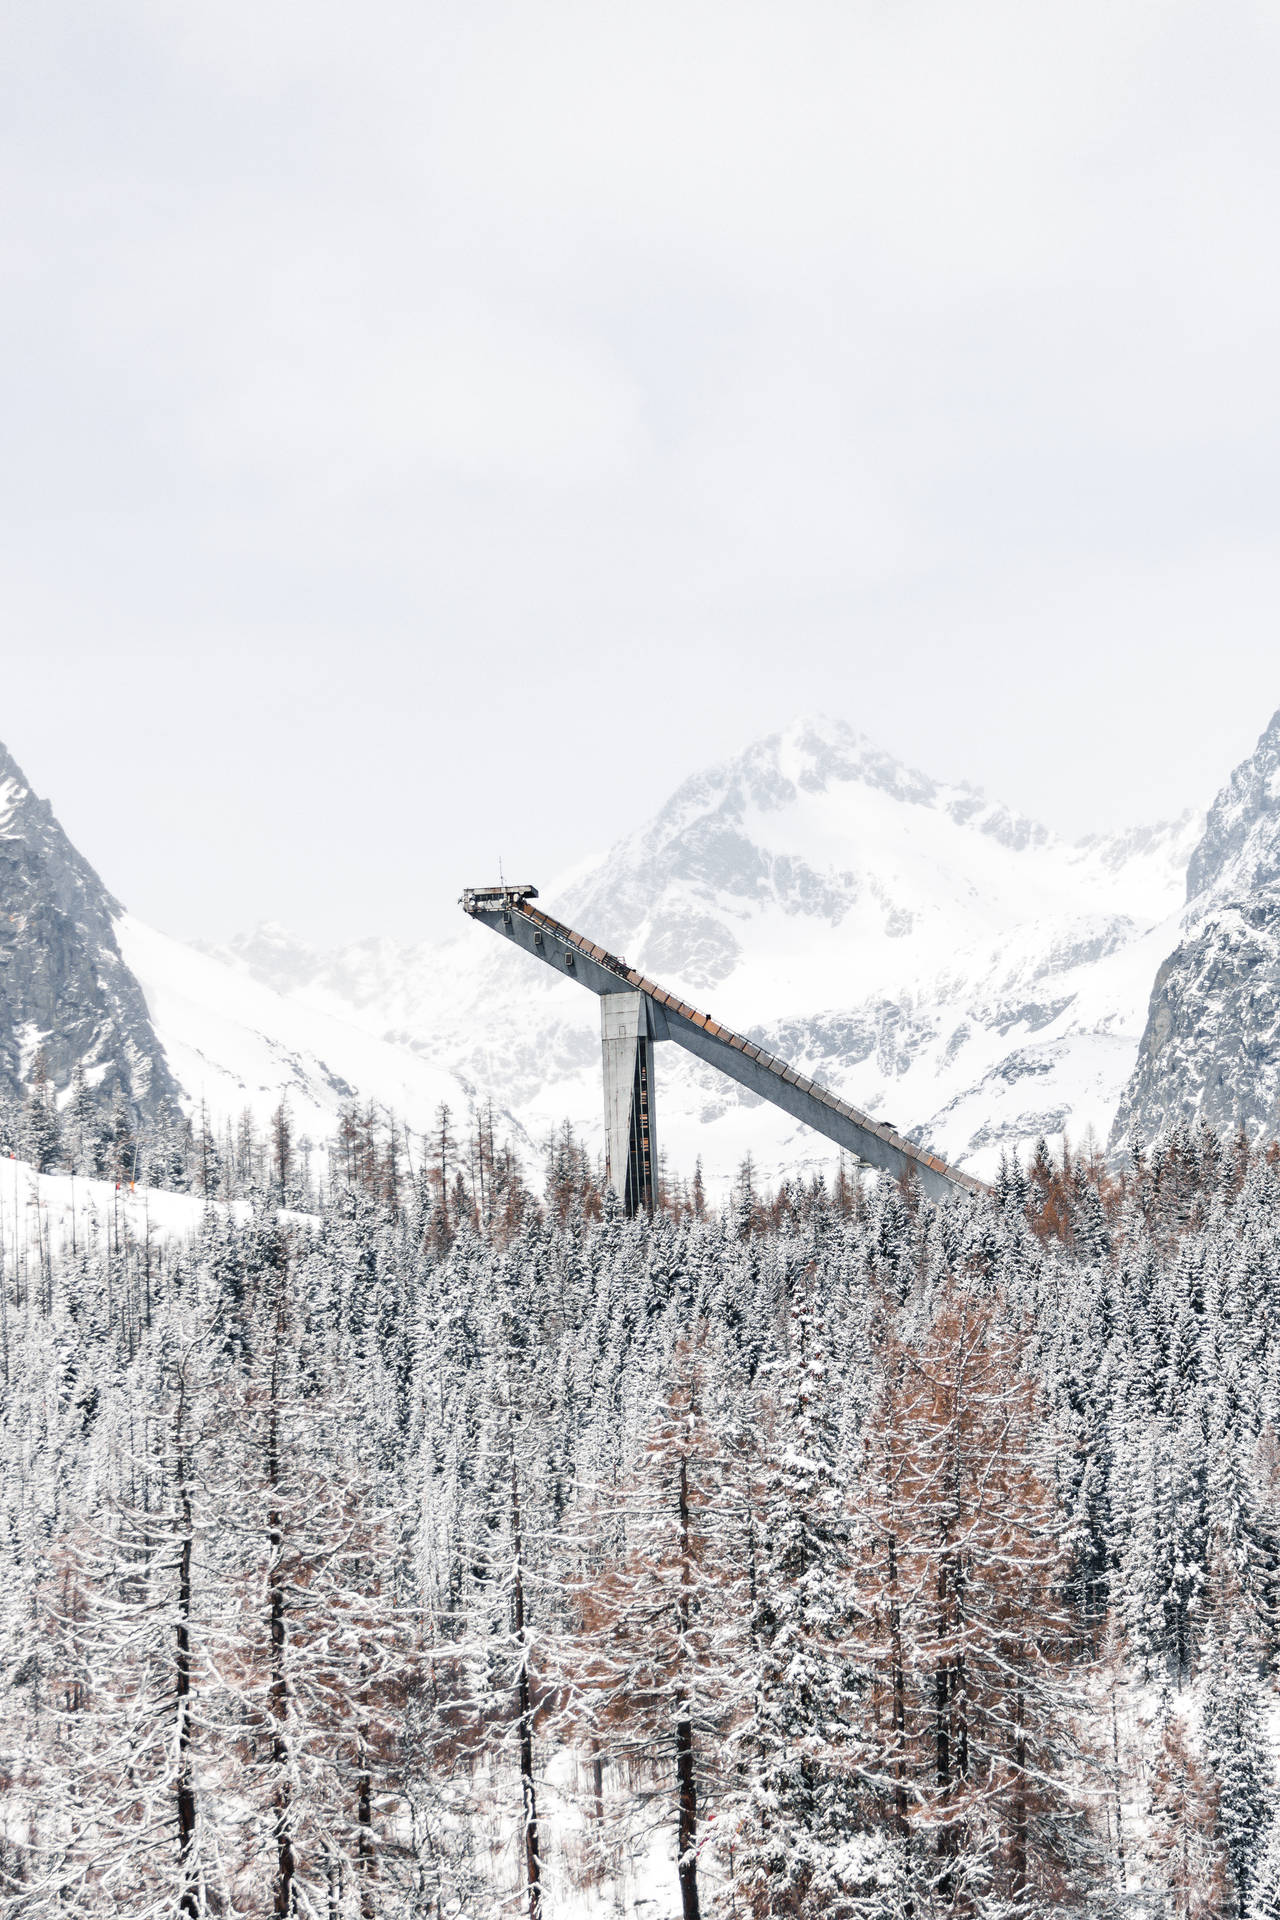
left=0, top=744, right=181, bottom=1123
left=1113, top=893, right=1280, bottom=1146
left=1114, top=712, right=1280, bottom=1150
left=1185, top=710, right=1280, bottom=902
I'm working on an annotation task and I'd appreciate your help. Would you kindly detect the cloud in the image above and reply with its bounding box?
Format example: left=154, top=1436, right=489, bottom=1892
left=194, top=289, right=647, bottom=489
left=5, top=0, right=1280, bottom=942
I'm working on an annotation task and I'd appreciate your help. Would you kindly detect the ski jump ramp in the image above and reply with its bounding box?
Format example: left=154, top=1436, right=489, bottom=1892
left=461, top=885, right=988, bottom=1213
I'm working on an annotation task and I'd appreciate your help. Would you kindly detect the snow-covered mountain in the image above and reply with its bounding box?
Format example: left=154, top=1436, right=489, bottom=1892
left=23, top=709, right=1277, bottom=1189
left=113, top=915, right=498, bottom=1150
left=1114, top=709, right=1280, bottom=1147
left=0, top=743, right=180, bottom=1127
left=207, top=718, right=1201, bottom=1186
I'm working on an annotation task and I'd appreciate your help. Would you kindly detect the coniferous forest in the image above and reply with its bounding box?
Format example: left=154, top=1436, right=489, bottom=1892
left=4, top=1105, right=1280, bottom=1917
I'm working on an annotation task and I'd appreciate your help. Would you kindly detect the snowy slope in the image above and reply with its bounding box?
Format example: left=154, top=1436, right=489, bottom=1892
left=200, top=718, right=1200, bottom=1187
left=114, top=914, right=509, bottom=1149
left=0, top=1151, right=262, bottom=1264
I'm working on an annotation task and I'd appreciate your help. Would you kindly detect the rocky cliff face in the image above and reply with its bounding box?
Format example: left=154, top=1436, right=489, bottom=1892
left=0, top=745, right=181, bottom=1124
left=1184, top=710, right=1280, bottom=901
left=1113, top=711, right=1280, bottom=1147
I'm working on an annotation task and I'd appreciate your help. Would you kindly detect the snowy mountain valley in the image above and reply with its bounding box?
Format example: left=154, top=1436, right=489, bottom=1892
left=187, top=716, right=1208, bottom=1193
left=13, top=711, right=1280, bottom=1193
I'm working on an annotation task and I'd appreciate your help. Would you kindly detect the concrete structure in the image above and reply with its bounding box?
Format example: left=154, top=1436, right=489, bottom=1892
left=600, top=991, right=656, bottom=1215
left=460, top=885, right=989, bottom=1210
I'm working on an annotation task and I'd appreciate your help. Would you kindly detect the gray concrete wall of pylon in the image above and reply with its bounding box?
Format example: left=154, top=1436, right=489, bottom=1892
left=600, top=991, right=655, bottom=1214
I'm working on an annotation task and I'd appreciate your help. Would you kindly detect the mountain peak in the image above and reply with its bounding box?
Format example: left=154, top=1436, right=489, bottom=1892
left=0, top=738, right=34, bottom=786
left=0, top=741, right=64, bottom=845
left=641, top=714, right=1052, bottom=852
left=1185, top=709, right=1280, bottom=905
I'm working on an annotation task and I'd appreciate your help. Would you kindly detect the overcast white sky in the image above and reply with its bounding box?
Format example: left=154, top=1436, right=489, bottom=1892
left=4, top=0, right=1280, bottom=945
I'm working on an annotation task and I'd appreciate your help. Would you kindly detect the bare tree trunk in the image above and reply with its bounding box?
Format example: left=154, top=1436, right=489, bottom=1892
left=510, top=1455, right=542, bottom=1920
left=675, top=1453, right=701, bottom=1920
left=267, top=1302, right=295, bottom=1919
left=935, top=1548, right=954, bottom=1900
left=955, top=1645, right=969, bottom=1784
left=270, top=1540, right=295, bottom=1912
left=675, top=1710, right=700, bottom=1920
left=887, top=1533, right=913, bottom=1913
left=356, top=1749, right=375, bottom=1920
left=1111, top=1689, right=1127, bottom=1892
left=174, top=1373, right=199, bottom=1920
left=1011, top=1682, right=1028, bottom=1901
left=353, top=1633, right=377, bottom=1918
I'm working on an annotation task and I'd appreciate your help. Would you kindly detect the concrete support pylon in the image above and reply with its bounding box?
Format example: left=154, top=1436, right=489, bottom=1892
left=601, top=991, right=655, bottom=1214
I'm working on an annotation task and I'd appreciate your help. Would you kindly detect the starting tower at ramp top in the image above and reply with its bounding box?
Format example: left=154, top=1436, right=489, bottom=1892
left=460, top=884, right=987, bottom=1213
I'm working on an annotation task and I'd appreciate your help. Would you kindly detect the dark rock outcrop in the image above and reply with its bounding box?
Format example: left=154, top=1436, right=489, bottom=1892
left=1113, top=712, right=1280, bottom=1149
left=1113, top=891, right=1280, bottom=1145
left=0, top=743, right=182, bottom=1124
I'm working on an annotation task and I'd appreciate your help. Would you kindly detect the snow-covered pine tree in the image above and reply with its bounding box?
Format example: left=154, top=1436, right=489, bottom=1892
left=730, top=1287, right=869, bottom=1919
left=1249, top=1821, right=1280, bottom=1920
left=575, top=1339, right=751, bottom=1920
left=856, top=1288, right=1093, bottom=1915
left=61, top=1064, right=99, bottom=1176
left=1201, top=1615, right=1275, bottom=1915
left=1143, top=1713, right=1231, bottom=1918
left=209, top=1237, right=421, bottom=1915
left=13, top=1318, right=234, bottom=1916
left=17, top=1048, right=60, bottom=1173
